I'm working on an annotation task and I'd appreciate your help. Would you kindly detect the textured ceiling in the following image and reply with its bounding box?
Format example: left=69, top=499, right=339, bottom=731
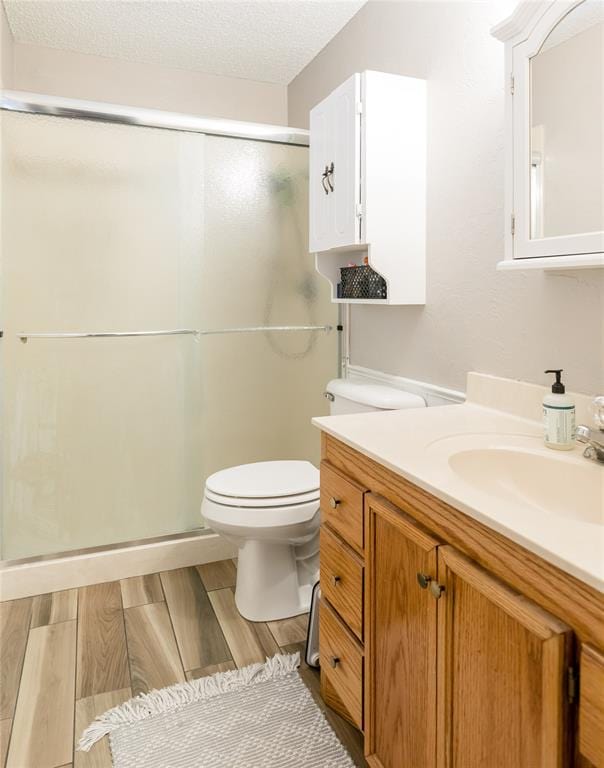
left=3, top=0, right=366, bottom=85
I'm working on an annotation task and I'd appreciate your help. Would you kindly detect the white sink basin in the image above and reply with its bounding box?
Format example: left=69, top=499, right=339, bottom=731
left=426, top=434, right=604, bottom=526
left=449, top=447, right=603, bottom=525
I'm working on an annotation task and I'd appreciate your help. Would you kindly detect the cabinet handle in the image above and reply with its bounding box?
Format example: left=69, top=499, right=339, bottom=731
left=429, top=582, right=445, bottom=600
left=329, top=497, right=341, bottom=509
left=417, top=573, right=445, bottom=599
left=417, top=572, right=432, bottom=589
left=322, top=166, right=330, bottom=195
left=331, top=575, right=341, bottom=587
left=329, top=656, right=340, bottom=669
left=326, top=162, right=335, bottom=191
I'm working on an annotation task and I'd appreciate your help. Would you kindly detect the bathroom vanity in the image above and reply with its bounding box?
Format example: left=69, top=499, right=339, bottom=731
left=314, top=375, right=604, bottom=767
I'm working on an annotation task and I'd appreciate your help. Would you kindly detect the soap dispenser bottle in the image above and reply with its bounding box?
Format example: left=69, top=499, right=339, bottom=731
left=543, top=369, right=575, bottom=450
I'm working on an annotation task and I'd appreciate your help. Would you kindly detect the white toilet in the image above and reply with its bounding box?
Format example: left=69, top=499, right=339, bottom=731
left=201, top=378, right=426, bottom=622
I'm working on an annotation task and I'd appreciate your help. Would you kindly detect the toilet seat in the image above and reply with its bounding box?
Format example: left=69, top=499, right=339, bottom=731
left=205, top=487, right=320, bottom=508
left=203, top=494, right=319, bottom=529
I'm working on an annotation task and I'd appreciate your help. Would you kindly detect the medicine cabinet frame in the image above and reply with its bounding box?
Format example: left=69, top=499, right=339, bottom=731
left=492, top=1, right=604, bottom=271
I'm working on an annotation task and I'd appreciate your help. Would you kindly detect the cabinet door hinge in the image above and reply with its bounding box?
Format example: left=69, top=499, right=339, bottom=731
left=567, top=666, right=578, bottom=704
left=356, top=203, right=363, bottom=219
left=510, top=213, right=516, bottom=236
left=510, top=74, right=515, bottom=96
left=355, top=101, right=363, bottom=115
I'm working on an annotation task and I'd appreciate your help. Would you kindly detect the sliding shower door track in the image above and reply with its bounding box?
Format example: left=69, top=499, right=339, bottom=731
left=1, top=90, right=310, bottom=147
left=0, top=528, right=212, bottom=569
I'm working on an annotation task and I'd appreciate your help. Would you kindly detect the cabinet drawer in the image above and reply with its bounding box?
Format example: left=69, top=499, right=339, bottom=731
left=320, top=462, right=366, bottom=553
left=320, top=599, right=363, bottom=730
left=320, top=526, right=363, bottom=641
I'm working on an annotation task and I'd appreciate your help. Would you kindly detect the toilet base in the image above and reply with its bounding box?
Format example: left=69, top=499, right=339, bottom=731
left=234, top=537, right=319, bottom=622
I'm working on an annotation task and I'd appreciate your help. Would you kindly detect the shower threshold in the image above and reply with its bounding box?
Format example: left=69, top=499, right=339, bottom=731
left=0, top=527, right=236, bottom=601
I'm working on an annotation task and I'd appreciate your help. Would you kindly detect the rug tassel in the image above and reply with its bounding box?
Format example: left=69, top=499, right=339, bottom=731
left=77, top=652, right=300, bottom=752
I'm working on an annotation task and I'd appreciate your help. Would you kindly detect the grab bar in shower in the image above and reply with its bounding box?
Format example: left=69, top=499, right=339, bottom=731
left=16, top=325, right=333, bottom=343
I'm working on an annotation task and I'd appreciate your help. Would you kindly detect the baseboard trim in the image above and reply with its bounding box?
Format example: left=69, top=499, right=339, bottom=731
left=347, top=364, right=465, bottom=407
left=0, top=532, right=237, bottom=601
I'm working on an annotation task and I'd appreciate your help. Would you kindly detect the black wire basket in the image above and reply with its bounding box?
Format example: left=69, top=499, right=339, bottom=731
left=339, top=265, right=387, bottom=300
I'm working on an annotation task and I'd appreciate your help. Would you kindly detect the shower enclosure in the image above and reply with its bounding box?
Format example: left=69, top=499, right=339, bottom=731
left=0, top=95, right=337, bottom=562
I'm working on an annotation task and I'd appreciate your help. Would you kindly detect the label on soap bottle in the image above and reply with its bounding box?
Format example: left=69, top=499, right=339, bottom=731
left=543, top=405, right=576, bottom=446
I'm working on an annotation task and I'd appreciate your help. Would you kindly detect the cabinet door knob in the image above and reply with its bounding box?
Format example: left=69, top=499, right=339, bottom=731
left=329, top=497, right=341, bottom=509
left=331, top=575, right=341, bottom=587
left=329, top=656, right=340, bottom=669
left=417, top=572, right=432, bottom=589
left=429, top=582, right=445, bottom=600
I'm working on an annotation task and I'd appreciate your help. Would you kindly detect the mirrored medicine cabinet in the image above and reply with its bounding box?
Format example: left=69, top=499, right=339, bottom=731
left=492, top=0, right=604, bottom=270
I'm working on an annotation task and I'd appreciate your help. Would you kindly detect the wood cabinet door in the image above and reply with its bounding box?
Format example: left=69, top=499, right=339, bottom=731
left=437, top=545, right=573, bottom=768
left=578, top=644, right=604, bottom=767
left=365, top=494, right=440, bottom=768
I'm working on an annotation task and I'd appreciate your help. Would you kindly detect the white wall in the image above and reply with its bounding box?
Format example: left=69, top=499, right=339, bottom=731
left=289, top=0, right=604, bottom=395
left=0, top=3, right=13, bottom=88
left=9, top=41, right=288, bottom=125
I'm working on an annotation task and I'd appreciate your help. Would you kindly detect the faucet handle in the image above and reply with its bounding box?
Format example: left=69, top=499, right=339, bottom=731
left=590, top=396, right=604, bottom=431
left=576, top=425, right=591, bottom=443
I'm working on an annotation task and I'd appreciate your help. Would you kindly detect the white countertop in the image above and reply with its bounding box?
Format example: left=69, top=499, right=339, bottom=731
left=313, top=399, right=604, bottom=593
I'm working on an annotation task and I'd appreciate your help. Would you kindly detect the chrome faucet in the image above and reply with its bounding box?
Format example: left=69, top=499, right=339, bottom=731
left=576, top=425, right=604, bottom=463
left=576, top=396, right=604, bottom=463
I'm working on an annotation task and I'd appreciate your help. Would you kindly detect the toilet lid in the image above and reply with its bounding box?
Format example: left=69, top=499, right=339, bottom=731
left=206, top=460, right=319, bottom=499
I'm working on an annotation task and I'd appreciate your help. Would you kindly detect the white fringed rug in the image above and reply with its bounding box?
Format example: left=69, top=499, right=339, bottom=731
left=78, top=653, right=355, bottom=768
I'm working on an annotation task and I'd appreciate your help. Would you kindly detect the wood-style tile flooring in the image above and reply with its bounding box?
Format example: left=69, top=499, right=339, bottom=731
left=0, top=560, right=366, bottom=768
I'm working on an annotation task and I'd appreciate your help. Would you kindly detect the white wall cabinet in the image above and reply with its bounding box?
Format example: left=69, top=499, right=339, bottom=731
left=309, top=71, right=426, bottom=305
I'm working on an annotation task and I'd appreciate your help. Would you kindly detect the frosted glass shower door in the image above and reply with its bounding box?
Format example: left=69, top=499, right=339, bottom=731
left=1, top=113, right=205, bottom=559
left=199, top=137, right=337, bottom=480
left=1, top=113, right=337, bottom=562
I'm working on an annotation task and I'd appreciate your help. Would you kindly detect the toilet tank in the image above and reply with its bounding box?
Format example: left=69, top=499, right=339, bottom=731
left=325, top=378, right=426, bottom=415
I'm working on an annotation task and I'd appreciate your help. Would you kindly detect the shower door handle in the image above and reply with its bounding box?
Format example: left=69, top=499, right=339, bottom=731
left=17, top=325, right=334, bottom=343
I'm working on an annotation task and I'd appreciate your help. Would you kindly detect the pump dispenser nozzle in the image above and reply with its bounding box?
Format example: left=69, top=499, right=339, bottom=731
left=545, top=369, right=565, bottom=394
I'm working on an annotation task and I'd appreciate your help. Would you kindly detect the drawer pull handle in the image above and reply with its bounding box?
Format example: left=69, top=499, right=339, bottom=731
left=417, top=572, right=432, bottom=589
left=331, top=575, right=341, bottom=587
left=329, top=656, right=340, bottom=669
left=329, top=497, right=341, bottom=509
